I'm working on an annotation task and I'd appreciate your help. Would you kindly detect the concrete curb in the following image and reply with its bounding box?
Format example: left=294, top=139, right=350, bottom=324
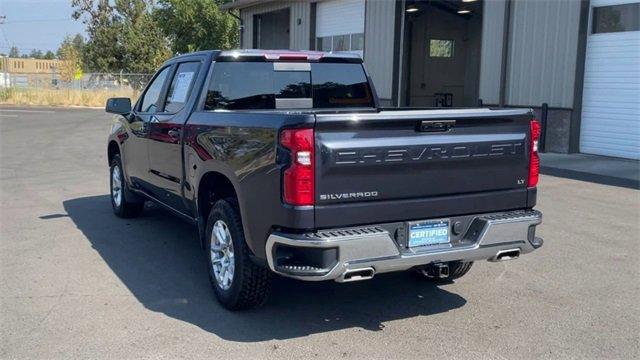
left=541, top=166, right=639, bottom=190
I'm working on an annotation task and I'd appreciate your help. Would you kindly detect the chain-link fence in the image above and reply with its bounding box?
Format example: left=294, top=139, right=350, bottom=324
left=0, top=72, right=153, bottom=91
left=0, top=72, right=153, bottom=107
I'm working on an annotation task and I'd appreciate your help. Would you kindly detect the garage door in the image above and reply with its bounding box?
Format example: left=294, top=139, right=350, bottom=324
left=580, top=0, right=640, bottom=159
left=316, top=0, right=365, bottom=57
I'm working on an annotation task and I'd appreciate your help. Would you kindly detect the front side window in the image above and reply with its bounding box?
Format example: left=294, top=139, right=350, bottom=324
left=204, top=61, right=373, bottom=110
left=140, top=66, right=170, bottom=113
left=163, top=62, right=201, bottom=113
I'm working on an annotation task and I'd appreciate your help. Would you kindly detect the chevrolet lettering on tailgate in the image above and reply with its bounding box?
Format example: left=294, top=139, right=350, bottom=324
left=333, top=141, right=524, bottom=165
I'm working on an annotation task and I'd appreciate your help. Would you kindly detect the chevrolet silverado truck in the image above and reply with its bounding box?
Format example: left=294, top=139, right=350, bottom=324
left=105, top=50, right=543, bottom=310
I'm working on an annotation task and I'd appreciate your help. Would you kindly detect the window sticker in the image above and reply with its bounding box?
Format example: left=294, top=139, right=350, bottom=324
left=170, top=71, right=195, bottom=103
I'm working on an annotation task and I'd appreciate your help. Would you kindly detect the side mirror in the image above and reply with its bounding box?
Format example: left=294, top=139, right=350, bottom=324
left=105, top=97, right=132, bottom=115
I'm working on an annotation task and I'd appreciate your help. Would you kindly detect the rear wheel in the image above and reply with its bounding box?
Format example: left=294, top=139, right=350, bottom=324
left=110, top=154, right=144, bottom=218
left=416, top=261, right=473, bottom=283
left=205, top=199, right=272, bottom=310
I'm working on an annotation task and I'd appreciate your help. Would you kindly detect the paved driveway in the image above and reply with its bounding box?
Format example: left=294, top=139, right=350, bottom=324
left=1, top=106, right=638, bottom=359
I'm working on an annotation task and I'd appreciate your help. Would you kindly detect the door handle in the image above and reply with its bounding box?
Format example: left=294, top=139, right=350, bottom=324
left=167, top=128, right=181, bottom=139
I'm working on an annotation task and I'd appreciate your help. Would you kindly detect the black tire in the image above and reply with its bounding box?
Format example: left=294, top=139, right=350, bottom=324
left=416, top=261, right=473, bottom=283
left=110, top=154, right=144, bottom=218
left=205, top=198, right=272, bottom=310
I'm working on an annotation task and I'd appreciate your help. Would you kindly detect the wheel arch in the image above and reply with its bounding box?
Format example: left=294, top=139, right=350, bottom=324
left=107, top=140, right=120, bottom=166
left=196, top=171, right=242, bottom=248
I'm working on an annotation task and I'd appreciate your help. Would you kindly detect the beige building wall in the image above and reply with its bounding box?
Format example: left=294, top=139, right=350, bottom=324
left=0, top=57, right=66, bottom=74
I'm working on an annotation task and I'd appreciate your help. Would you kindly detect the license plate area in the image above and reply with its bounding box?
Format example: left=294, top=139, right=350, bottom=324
left=408, top=219, right=450, bottom=248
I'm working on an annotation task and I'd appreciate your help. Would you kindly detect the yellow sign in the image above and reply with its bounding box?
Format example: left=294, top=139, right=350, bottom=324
left=74, top=69, right=83, bottom=80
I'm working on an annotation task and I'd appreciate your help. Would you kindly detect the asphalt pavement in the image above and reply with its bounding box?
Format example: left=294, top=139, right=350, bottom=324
left=1, top=106, right=638, bottom=359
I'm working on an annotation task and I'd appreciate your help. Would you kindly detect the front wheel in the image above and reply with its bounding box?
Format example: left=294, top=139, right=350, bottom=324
left=110, top=154, right=144, bottom=218
left=205, top=199, right=272, bottom=310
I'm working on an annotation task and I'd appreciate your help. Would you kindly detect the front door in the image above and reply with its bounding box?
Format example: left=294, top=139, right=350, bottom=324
left=147, top=61, right=202, bottom=214
left=123, top=65, right=172, bottom=190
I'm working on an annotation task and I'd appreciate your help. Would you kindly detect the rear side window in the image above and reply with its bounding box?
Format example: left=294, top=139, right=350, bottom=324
left=163, top=62, right=200, bottom=113
left=204, top=61, right=373, bottom=110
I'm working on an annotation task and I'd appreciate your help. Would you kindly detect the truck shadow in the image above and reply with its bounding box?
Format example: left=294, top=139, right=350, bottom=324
left=62, top=195, right=467, bottom=342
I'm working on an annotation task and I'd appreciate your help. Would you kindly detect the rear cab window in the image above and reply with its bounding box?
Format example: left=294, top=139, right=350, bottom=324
left=204, top=61, right=374, bottom=110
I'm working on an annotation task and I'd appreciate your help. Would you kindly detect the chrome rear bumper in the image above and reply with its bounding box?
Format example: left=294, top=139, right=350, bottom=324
left=265, top=210, right=543, bottom=282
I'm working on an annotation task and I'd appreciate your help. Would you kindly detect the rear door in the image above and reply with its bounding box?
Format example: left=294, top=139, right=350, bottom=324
left=147, top=60, right=202, bottom=213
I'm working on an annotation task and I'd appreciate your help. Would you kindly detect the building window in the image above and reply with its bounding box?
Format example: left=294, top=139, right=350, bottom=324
left=315, top=32, right=364, bottom=53
left=317, top=36, right=332, bottom=52
left=592, top=3, right=640, bottom=34
left=351, top=33, right=364, bottom=51
left=333, top=34, right=350, bottom=51
left=429, top=39, right=454, bottom=58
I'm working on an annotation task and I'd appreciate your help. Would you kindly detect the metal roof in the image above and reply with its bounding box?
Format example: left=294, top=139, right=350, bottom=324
left=219, top=0, right=277, bottom=10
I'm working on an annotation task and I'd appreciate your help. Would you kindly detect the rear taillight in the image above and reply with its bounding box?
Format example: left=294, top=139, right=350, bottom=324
left=280, top=128, right=315, bottom=206
left=528, top=120, right=541, bottom=187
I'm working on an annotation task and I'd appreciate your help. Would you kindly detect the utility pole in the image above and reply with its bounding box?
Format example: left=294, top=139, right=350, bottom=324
left=0, top=15, right=8, bottom=88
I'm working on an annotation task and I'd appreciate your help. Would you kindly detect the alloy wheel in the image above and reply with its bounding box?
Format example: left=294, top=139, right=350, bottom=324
left=210, top=220, right=235, bottom=290
left=111, top=165, right=122, bottom=207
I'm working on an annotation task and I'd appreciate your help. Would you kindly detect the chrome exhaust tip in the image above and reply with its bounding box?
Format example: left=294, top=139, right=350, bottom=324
left=490, top=248, right=521, bottom=262
left=337, top=267, right=375, bottom=282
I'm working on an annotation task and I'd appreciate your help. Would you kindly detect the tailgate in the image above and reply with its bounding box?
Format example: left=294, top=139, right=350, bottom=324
left=314, top=108, right=533, bottom=223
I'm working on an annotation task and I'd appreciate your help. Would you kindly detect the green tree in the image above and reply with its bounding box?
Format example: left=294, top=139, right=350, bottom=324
left=8, top=46, right=19, bottom=58
left=29, top=49, right=44, bottom=59
left=72, top=33, right=86, bottom=51
left=58, top=35, right=83, bottom=82
left=154, top=0, right=239, bottom=54
left=43, top=51, right=56, bottom=60
left=56, top=34, right=85, bottom=67
left=72, top=0, right=171, bottom=76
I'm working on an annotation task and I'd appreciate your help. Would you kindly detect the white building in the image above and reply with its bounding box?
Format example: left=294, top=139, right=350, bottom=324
left=222, top=0, right=640, bottom=159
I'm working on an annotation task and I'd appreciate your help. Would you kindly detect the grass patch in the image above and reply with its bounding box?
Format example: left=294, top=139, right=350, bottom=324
left=0, top=88, right=141, bottom=108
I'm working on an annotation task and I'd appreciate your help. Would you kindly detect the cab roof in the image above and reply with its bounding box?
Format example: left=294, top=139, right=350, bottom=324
left=216, top=49, right=362, bottom=63
left=167, top=49, right=363, bottom=64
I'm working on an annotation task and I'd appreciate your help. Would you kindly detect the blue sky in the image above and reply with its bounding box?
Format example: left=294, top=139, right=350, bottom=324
left=0, top=0, right=86, bottom=55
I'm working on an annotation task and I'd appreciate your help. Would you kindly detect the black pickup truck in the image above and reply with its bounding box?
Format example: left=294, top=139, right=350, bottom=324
left=106, top=50, right=543, bottom=310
